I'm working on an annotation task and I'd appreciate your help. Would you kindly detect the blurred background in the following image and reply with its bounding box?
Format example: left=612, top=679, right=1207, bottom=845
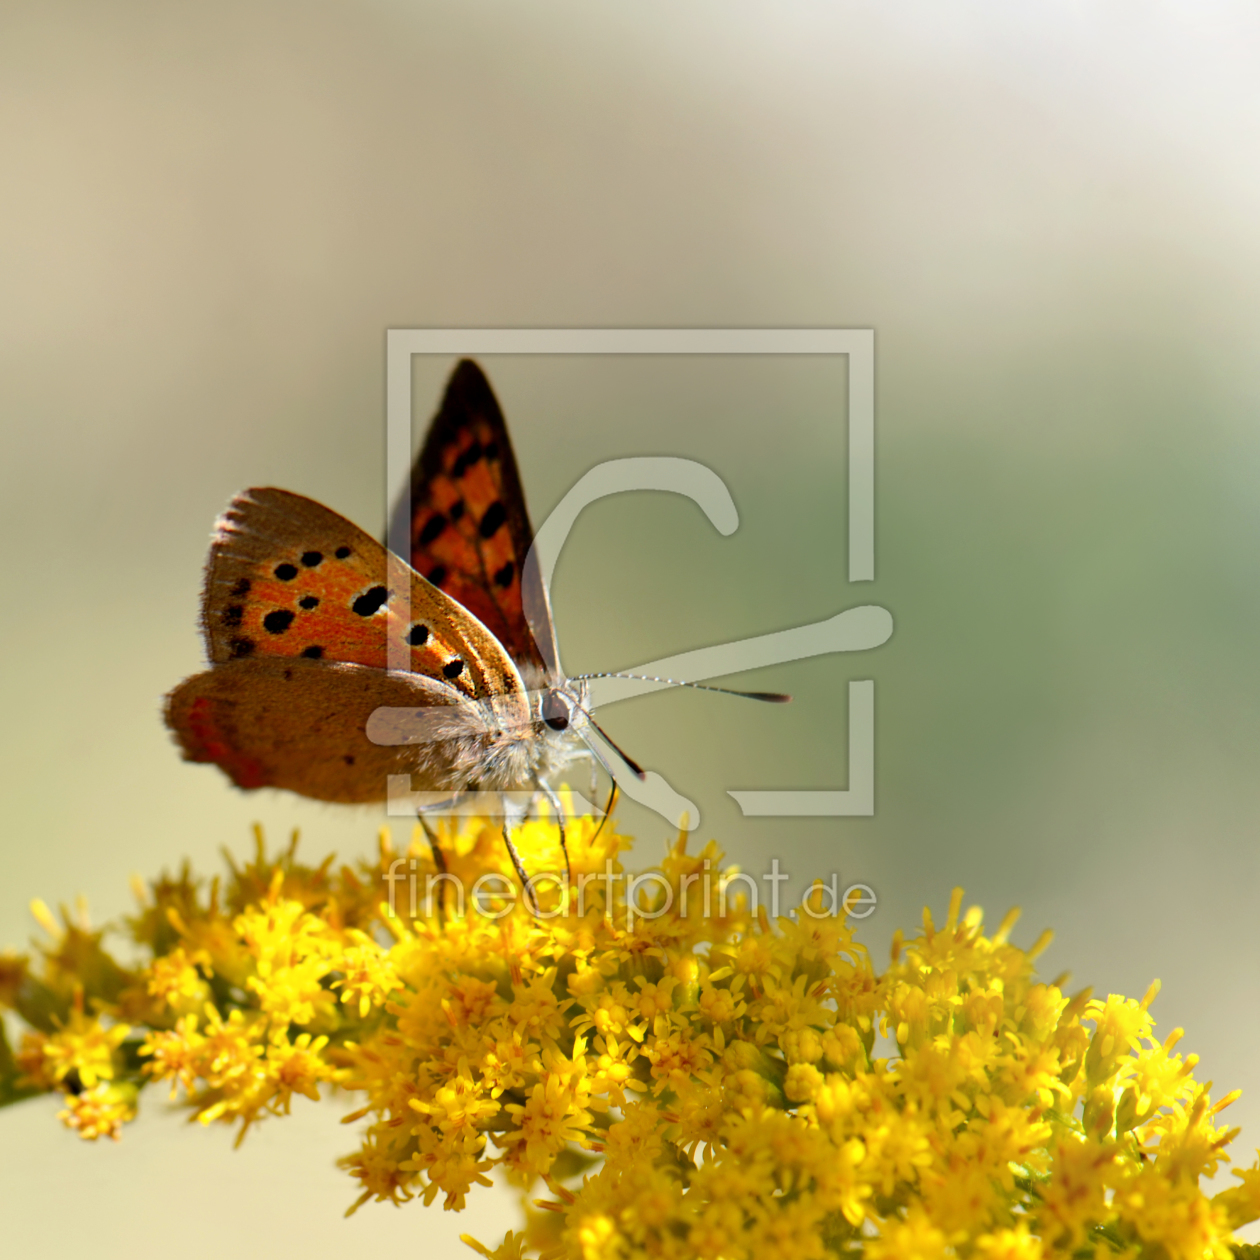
left=4, top=1, right=1260, bottom=1252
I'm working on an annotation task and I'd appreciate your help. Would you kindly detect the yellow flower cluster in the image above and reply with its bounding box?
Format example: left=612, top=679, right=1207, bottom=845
left=3, top=815, right=1260, bottom=1259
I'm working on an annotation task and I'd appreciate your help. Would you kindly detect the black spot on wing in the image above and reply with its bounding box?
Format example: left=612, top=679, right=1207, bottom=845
left=452, top=441, right=483, bottom=478
left=231, top=578, right=251, bottom=597
left=479, top=500, right=506, bottom=539
left=299, top=595, right=319, bottom=610
left=222, top=604, right=244, bottom=628
left=442, top=658, right=465, bottom=679
left=230, top=637, right=255, bottom=658
left=352, top=586, right=388, bottom=617
left=427, top=565, right=447, bottom=588
left=301, top=551, right=323, bottom=567
left=274, top=563, right=298, bottom=581
left=407, top=624, right=429, bottom=646
left=418, top=513, right=446, bottom=545
left=264, top=609, right=295, bottom=635
left=493, top=561, right=514, bottom=588
left=335, top=546, right=351, bottom=559
left=301, top=645, right=324, bottom=659
left=448, top=500, right=465, bottom=522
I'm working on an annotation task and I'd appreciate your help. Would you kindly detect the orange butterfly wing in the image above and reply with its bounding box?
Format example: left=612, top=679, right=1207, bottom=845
left=201, top=487, right=527, bottom=703
left=391, top=360, right=557, bottom=678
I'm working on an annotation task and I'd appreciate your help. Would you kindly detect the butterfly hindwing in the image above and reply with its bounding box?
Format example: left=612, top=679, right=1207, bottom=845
left=201, top=487, right=528, bottom=704
left=165, top=657, right=473, bottom=803
left=391, top=360, right=557, bottom=677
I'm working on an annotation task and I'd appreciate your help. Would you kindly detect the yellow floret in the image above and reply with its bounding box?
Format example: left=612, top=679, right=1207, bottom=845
left=0, top=819, right=1257, bottom=1260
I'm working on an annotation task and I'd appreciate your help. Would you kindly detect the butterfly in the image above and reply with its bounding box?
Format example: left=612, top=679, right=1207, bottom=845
left=165, top=360, right=612, bottom=892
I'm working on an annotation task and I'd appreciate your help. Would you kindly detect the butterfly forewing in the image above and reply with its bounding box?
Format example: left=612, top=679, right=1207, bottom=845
left=202, top=488, right=528, bottom=705
left=390, top=360, right=556, bottom=677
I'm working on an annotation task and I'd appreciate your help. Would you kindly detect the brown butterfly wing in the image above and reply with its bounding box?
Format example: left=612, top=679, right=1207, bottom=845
left=165, top=658, right=468, bottom=803
left=390, top=360, right=558, bottom=678
left=199, top=487, right=528, bottom=704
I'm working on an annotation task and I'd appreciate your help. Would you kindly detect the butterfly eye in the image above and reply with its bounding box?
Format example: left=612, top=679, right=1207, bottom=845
left=541, top=690, right=571, bottom=732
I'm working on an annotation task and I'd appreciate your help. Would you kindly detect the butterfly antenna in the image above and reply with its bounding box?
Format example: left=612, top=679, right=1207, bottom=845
left=573, top=672, right=791, bottom=704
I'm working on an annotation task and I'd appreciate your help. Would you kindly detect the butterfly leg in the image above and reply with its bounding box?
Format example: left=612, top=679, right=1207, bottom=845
left=535, top=777, right=571, bottom=882
left=589, top=779, right=619, bottom=849
left=500, top=795, right=541, bottom=916
left=414, top=795, right=466, bottom=919
left=416, top=813, right=448, bottom=877
left=415, top=814, right=449, bottom=921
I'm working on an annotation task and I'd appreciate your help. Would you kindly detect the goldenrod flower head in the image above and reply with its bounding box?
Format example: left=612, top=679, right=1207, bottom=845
left=1, top=815, right=1258, bottom=1258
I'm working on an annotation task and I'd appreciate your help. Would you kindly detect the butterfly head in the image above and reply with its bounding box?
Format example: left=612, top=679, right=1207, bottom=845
left=525, top=672, right=589, bottom=740
left=526, top=673, right=637, bottom=780
left=529, top=675, right=646, bottom=783
left=540, top=686, right=576, bottom=732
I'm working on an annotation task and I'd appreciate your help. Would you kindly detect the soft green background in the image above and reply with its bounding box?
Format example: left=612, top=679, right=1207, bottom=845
left=4, top=2, right=1260, bottom=1253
